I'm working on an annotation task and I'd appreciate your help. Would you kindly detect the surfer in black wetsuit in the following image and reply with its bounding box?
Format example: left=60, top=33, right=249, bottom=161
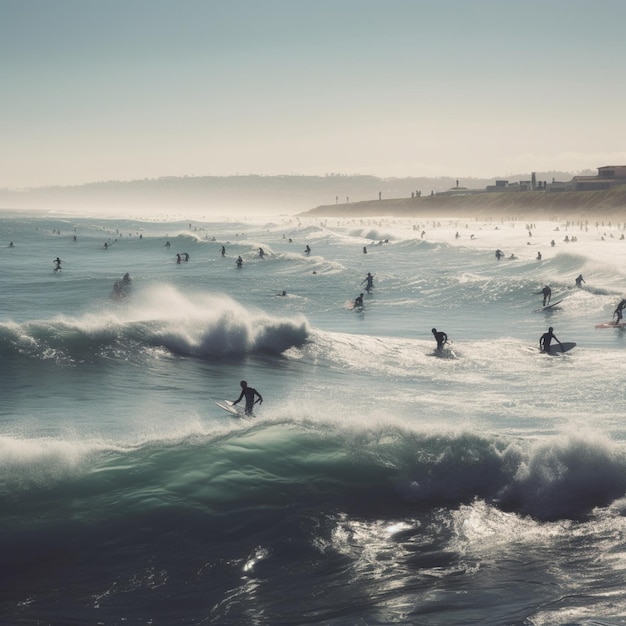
left=539, top=327, right=562, bottom=353
left=361, top=272, right=374, bottom=293
left=613, top=299, right=626, bottom=324
left=575, top=274, right=585, bottom=288
left=353, top=293, right=364, bottom=308
left=432, top=328, right=448, bottom=351
left=53, top=257, right=62, bottom=272
left=536, top=285, right=551, bottom=306
left=232, top=380, right=263, bottom=416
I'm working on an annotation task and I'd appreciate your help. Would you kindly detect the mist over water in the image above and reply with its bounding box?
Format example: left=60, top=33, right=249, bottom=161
left=2, top=209, right=626, bottom=624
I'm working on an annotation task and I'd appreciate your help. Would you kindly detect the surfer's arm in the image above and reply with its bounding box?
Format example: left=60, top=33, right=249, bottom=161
left=232, top=390, right=244, bottom=405
left=254, top=391, right=263, bottom=405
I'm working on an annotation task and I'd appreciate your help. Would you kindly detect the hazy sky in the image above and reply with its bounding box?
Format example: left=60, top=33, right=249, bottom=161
left=2, top=0, right=625, bottom=188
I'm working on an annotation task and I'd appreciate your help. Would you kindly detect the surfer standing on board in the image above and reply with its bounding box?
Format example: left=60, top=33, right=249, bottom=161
left=432, top=328, right=448, bottom=351
left=536, top=285, right=551, bottom=306
left=613, top=299, right=626, bottom=324
left=232, top=380, right=263, bottom=416
left=539, top=327, right=563, bottom=353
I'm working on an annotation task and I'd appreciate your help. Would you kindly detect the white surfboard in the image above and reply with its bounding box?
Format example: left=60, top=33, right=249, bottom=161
left=215, top=400, right=244, bottom=416
left=533, top=299, right=563, bottom=312
left=428, top=348, right=457, bottom=359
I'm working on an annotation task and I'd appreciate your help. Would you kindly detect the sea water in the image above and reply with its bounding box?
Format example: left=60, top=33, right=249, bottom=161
left=2, top=209, right=626, bottom=625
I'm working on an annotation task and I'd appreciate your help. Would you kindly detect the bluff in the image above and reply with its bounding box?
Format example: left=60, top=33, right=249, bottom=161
left=300, top=185, right=626, bottom=220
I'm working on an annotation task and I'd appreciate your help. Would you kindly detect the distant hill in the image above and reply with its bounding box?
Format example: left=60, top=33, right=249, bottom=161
left=301, top=184, right=626, bottom=220
left=0, top=171, right=593, bottom=214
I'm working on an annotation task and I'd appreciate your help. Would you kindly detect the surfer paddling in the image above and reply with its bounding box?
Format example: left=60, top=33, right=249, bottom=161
left=232, top=380, right=263, bottom=416
left=353, top=293, right=364, bottom=308
left=539, top=327, right=563, bottom=353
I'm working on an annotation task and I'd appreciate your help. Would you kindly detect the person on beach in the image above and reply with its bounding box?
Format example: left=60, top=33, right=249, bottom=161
left=539, top=327, right=563, bottom=353
left=537, top=286, right=551, bottom=306
left=353, top=293, right=364, bottom=308
left=432, top=328, right=448, bottom=351
left=575, top=274, right=585, bottom=288
left=361, top=272, right=374, bottom=293
left=232, top=380, right=263, bottom=416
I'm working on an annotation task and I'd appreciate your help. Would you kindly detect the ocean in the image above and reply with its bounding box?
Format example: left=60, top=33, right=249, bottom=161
left=2, top=208, right=626, bottom=625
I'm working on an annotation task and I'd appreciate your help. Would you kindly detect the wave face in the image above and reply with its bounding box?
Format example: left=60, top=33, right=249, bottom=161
left=0, top=286, right=309, bottom=364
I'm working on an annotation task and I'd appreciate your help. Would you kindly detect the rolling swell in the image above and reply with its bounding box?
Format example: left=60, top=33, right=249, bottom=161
left=3, top=421, right=625, bottom=525
left=3, top=421, right=626, bottom=623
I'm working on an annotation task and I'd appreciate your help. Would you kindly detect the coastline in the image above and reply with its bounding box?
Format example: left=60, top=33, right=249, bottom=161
left=300, top=185, right=626, bottom=220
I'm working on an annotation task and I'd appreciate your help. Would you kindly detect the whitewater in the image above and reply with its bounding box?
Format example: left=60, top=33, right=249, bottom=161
left=2, top=209, right=626, bottom=625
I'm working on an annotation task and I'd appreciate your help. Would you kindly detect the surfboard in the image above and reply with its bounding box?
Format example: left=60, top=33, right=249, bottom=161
left=595, top=321, right=626, bottom=329
left=533, top=299, right=563, bottom=312
left=543, top=341, right=576, bottom=355
left=215, top=400, right=244, bottom=416
left=429, top=348, right=457, bottom=359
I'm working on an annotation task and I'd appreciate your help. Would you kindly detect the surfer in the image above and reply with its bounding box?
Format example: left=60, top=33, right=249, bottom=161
left=236, top=256, right=243, bottom=268
left=353, top=293, right=364, bottom=308
left=613, top=299, right=626, bottom=324
left=495, top=249, right=504, bottom=260
left=259, top=247, right=265, bottom=258
left=539, top=327, right=563, bottom=353
left=305, top=244, right=311, bottom=255
left=221, top=246, right=226, bottom=257
left=575, top=274, right=585, bottom=288
left=53, top=257, right=63, bottom=271
left=361, top=272, right=374, bottom=293
left=431, top=328, right=448, bottom=351
left=232, top=380, right=263, bottom=416
left=112, top=273, right=131, bottom=299
left=536, top=285, right=551, bottom=306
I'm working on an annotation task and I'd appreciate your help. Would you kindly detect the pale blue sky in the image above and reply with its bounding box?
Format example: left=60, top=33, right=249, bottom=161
left=2, top=0, right=625, bottom=188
